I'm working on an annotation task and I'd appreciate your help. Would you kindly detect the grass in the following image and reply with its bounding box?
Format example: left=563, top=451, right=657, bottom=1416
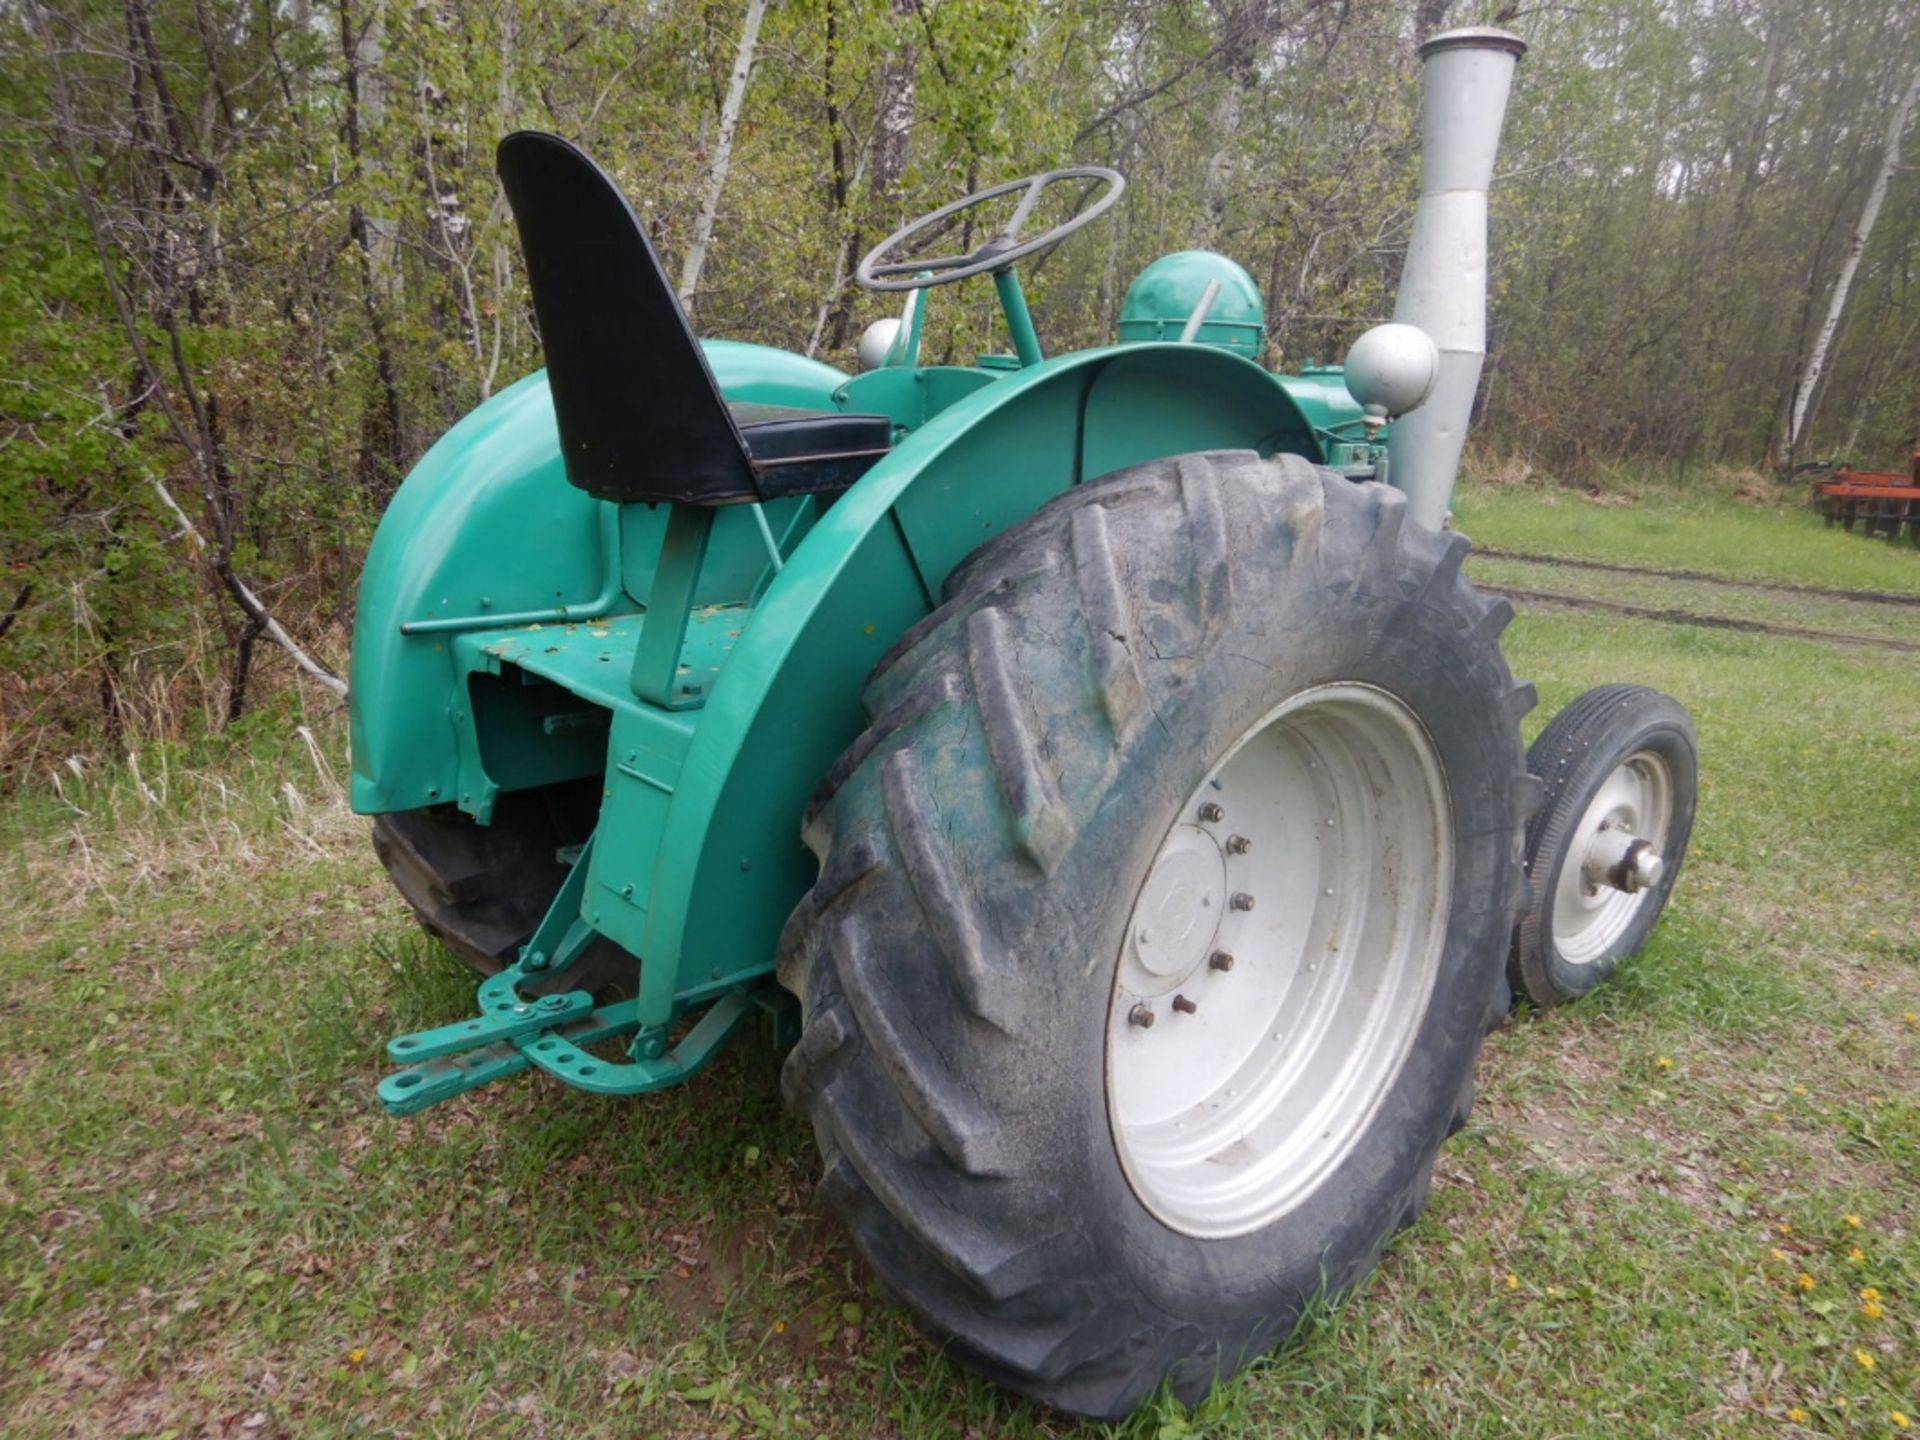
left=2, top=481, right=1917, bottom=1438
left=1453, top=476, right=1920, bottom=595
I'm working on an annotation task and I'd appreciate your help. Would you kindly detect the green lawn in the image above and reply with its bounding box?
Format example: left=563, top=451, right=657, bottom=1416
left=1454, top=479, right=1920, bottom=596
left=2, top=486, right=1916, bottom=1439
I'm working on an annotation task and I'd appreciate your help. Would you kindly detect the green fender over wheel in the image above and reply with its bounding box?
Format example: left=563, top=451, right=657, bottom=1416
left=350, top=340, right=855, bottom=816
left=647, top=343, right=1314, bottom=1001
left=353, top=338, right=1320, bottom=1033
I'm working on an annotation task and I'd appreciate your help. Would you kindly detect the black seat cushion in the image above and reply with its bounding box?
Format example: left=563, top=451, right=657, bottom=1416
left=731, top=404, right=893, bottom=499
left=497, top=130, right=889, bottom=506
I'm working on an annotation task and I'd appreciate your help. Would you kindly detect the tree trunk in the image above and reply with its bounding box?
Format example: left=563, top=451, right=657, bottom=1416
left=678, top=0, right=770, bottom=315
left=826, top=0, right=917, bottom=352
left=29, top=0, right=350, bottom=707
left=338, top=0, right=407, bottom=495
left=1786, top=64, right=1920, bottom=461
left=1199, top=76, right=1246, bottom=247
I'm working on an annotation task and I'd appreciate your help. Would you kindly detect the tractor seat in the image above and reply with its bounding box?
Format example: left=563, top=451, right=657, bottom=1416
left=498, top=130, right=891, bottom=507
left=729, top=403, right=894, bottom=498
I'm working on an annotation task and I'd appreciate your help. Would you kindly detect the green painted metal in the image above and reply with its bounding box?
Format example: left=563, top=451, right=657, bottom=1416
left=1118, top=251, right=1266, bottom=359
left=630, top=343, right=1311, bottom=1031
left=831, top=365, right=1002, bottom=432
left=631, top=504, right=719, bottom=710
left=379, top=995, right=641, bottom=1116
left=992, top=269, right=1045, bottom=368
left=886, top=285, right=927, bottom=366
left=698, top=340, right=855, bottom=406
left=378, top=824, right=793, bottom=1114
left=349, top=341, right=848, bottom=815
left=387, top=989, right=594, bottom=1062
left=515, top=830, right=601, bottom=976
left=377, top=973, right=783, bottom=1114
left=1274, top=364, right=1385, bottom=473
left=357, top=265, right=1353, bottom=1110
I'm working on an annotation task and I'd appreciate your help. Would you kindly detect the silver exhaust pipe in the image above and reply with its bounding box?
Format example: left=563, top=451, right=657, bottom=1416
left=1382, top=27, right=1526, bottom=531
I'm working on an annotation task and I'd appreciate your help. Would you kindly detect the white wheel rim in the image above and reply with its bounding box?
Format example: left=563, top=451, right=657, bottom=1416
left=1551, top=750, right=1674, bottom=966
left=1105, top=683, right=1453, bottom=1240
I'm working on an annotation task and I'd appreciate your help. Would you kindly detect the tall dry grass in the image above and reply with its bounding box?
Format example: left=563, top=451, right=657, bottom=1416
left=0, top=705, right=363, bottom=940
left=0, top=595, right=351, bottom=791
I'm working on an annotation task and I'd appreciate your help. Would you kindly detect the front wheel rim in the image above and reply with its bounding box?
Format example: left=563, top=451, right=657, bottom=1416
left=1551, top=750, right=1675, bottom=966
left=1105, top=683, right=1454, bottom=1240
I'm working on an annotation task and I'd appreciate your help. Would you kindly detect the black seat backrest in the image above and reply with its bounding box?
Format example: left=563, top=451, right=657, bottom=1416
left=496, top=131, right=757, bottom=505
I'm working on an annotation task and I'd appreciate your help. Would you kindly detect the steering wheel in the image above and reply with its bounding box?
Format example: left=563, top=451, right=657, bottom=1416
left=856, top=167, right=1125, bottom=293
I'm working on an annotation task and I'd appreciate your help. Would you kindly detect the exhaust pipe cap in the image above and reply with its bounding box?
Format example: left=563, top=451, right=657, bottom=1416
left=1419, top=26, right=1527, bottom=60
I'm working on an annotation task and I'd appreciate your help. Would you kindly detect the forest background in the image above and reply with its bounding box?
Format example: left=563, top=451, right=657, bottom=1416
left=2, top=0, right=1917, bottom=770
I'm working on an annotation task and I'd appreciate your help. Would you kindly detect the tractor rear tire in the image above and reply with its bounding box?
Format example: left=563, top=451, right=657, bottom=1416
left=372, top=783, right=632, bottom=996
left=778, top=451, right=1536, bottom=1418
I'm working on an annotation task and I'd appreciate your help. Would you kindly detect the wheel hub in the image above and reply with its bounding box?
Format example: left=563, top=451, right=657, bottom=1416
left=1580, top=824, right=1665, bottom=894
left=1124, top=826, right=1226, bottom=987
left=1105, top=684, right=1453, bottom=1240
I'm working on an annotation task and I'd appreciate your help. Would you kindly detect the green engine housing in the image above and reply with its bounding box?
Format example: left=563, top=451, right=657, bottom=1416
left=1118, top=251, right=1266, bottom=359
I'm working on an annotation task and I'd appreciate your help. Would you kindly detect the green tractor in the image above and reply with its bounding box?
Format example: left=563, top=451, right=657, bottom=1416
left=352, top=28, right=1698, bottom=1417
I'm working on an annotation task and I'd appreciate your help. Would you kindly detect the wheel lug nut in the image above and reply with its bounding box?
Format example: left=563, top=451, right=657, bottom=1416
left=1128, top=1004, right=1156, bottom=1028
left=1172, top=994, right=1197, bottom=1014
left=1209, top=950, right=1235, bottom=972
left=1230, top=892, right=1256, bottom=911
left=1226, top=834, right=1251, bottom=854
left=1199, top=802, right=1225, bottom=823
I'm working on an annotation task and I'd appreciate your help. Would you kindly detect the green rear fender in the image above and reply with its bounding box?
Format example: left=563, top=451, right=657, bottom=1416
left=349, top=343, right=850, bottom=813
left=354, top=337, right=1320, bottom=1010
left=643, top=343, right=1316, bottom=992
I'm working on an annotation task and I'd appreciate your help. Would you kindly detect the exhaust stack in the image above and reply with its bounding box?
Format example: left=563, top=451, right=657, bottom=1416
left=1383, top=27, right=1525, bottom=530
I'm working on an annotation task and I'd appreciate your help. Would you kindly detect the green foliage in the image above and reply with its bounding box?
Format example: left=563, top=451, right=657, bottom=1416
left=2, top=0, right=1916, bottom=773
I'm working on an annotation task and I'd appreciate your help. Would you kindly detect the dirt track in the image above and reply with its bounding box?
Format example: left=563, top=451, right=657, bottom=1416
left=1477, top=582, right=1920, bottom=654
left=1474, top=546, right=1920, bottom=609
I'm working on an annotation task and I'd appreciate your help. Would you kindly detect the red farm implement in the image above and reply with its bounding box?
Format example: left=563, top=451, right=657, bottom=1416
left=1814, top=453, right=1920, bottom=543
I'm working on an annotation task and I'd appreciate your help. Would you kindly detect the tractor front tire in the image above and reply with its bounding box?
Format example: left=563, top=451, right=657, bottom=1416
left=779, top=451, right=1536, bottom=1417
left=1509, top=684, right=1698, bottom=1007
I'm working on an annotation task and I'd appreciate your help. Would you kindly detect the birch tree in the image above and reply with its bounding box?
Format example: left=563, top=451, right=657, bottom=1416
left=678, top=0, right=770, bottom=313
left=1785, top=61, right=1920, bottom=463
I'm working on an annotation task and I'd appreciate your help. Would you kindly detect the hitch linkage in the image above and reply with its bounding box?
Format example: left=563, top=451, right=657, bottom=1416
left=376, top=833, right=791, bottom=1116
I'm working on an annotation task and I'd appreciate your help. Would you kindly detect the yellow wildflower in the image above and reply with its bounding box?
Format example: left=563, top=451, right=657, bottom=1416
left=1850, top=1247, right=1867, bottom=1264
left=1837, top=1397, right=1849, bottom=1409
left=774, top=1320, right=787, bottom=1334
left=348, top=1347, right=367, bottom=1366
left=1891, top=1412, right=1910, bottom=1431
left=1845, top=1214, right=1865, bottom=1229
left=1853, top=1348, right=1875, bottom=1371
left=1861, top=1299, right=1884, bottom=1320
left=1797, top=1272, right=1817, bottom=1292
left=1786, top=1407, right=1809, bottom=1423
left=1504, top=1273, right=1520, bottom=1291
left=1771, top=1248, right=1790, bottom=1262
left=1656, top=1056, right=1675, bottom=1071
left=1777, top=1222, right=1794, bottom=1235
left=1903, top=1012, right=1917, bottom=1027
left=1861, top=1287, right=1881, bottom=1302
